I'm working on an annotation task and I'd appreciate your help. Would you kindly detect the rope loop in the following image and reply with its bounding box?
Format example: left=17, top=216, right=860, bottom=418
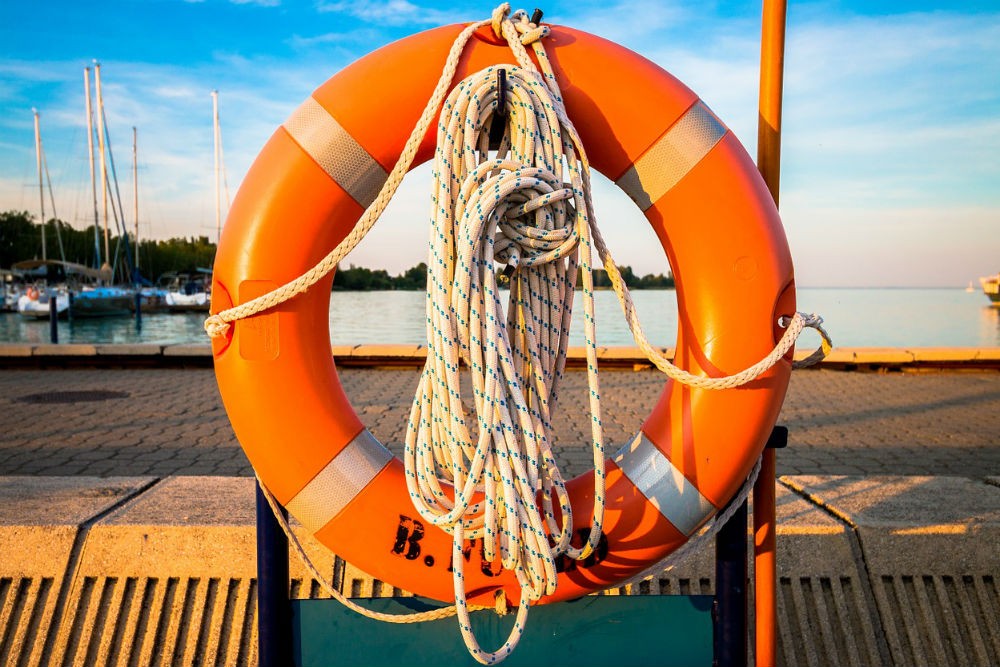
left=491, top=2, right=511, bottom=41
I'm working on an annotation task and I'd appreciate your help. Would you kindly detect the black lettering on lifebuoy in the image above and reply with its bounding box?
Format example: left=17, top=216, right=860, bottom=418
left=392, top=514, right=424, bottom=560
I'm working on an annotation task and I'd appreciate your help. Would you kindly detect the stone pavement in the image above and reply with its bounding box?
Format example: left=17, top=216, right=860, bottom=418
left=0, top=366, right=998, bottom=478
left=1, top=362, right=999, bottom=666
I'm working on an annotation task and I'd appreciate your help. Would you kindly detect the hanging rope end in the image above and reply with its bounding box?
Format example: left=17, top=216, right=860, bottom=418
left=493, top=589, right=509, bottom=616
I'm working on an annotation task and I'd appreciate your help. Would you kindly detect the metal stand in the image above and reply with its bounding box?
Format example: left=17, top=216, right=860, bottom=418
left=255, top=427, right=785, bottom=667
left=256, top=484, right=292, bottom=665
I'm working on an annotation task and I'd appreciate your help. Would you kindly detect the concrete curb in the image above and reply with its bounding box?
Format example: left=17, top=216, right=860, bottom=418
left=2, top=475, right=998, bottom=666
left=1, top=343, right=998, bottom=370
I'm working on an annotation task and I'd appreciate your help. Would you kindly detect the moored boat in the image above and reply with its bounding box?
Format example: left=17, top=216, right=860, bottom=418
left=72, top=284, right=134, bottom=317
left=981, top=273, right=1000, bottom=306
left=17, top=284, right=70, bottom=319
left=161, top=271, right=211, bottom=312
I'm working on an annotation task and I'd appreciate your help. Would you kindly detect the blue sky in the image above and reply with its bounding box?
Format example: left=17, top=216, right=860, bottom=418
left=1, top=0, right=998, bottom=287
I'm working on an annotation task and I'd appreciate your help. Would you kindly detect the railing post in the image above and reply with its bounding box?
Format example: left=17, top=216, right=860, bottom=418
left=48, top=295, right=58, bottom=344
left=714, top=498, right=748, bottom=667
left=256, top=480, right=292, bottom=666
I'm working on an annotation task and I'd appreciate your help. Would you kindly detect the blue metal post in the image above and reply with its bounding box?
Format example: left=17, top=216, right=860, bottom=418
left=714, top=498, right=748, bottom=667
left=256, top=480, right=292, bottom=666
left=48, top=295, right=58, bottom=343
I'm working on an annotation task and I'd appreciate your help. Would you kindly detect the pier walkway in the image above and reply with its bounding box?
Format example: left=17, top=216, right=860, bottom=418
left=0, top=363, right=997, bottom=477
left=0, top=348, right=998, bottom=666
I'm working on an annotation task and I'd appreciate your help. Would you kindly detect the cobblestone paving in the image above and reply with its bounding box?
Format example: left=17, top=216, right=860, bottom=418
left=0, top=367, right=997, bottom=477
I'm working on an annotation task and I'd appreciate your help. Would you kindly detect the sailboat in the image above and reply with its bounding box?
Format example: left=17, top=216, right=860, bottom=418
left=16, top=109, right=70, bottom=319
left=71, top=62, right=134, bottom=318
left=164, top=90, right=224, bottom=312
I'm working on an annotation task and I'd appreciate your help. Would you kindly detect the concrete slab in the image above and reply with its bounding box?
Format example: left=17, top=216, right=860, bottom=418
left=0, top=344, right=34, bottom=357
left=785, top=475, right=1000, bottom=573
left=907, top=347, right=978, bottom=362
left=95, top=343, right=164, bottom=356
left=351, top=344, right=425, bottom=359
left=775, top=478, right=853, bottom=577
left=32, top=344, right=98, bottom=356
left=0, top=476, right=153, bottom=577
left=79, top=476, right=257, bottom=577
left=162, top=343, right=212, bottom=357
left=851, top=348, right=916, bottom=364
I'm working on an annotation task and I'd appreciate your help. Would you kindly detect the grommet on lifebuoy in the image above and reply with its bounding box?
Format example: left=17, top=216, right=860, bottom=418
left=211, top=21, right=795, bottom=607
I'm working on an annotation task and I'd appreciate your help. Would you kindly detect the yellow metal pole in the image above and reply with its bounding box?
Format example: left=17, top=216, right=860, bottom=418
left=755, top=1, right=787, bottom=666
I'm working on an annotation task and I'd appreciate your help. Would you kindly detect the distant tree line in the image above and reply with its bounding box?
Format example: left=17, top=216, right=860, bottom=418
left=334, top=262, right=674, bottom=290
left=334, top=263, right=428, bottom=290
left=1, top=209, right=215, bottom=279
left=587, top=265, right=674, bottom=289
left=2, top=210, right=675, bottom=290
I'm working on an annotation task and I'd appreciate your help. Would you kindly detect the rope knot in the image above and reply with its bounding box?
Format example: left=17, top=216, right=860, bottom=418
left=491, top=179, right=578, bottom=272
left=510, top=9, right=549, bottom=44
left=204, top=314, right=231, bottom=338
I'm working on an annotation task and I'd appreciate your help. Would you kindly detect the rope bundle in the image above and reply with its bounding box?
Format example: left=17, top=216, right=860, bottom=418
left=405, top=58, right=607, bottom=660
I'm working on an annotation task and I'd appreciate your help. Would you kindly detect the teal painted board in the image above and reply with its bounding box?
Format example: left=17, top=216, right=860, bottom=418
left=291, top=595, right=714, bottom=666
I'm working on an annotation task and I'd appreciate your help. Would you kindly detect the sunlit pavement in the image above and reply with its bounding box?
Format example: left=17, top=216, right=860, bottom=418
left=0, top=366, right=997, bottom=478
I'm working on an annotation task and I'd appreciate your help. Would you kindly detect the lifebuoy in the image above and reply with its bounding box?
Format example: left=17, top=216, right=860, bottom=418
left=211, top=22, right=795, bottom=606
left=26, top=286, right=39, bottom=301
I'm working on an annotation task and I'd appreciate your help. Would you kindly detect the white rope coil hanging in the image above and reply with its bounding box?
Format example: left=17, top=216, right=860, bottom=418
left=405, top=57, right=608, bottom=661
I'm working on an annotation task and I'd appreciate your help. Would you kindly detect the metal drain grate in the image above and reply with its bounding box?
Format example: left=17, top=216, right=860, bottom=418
left=15, top=390, right=130, bottom=404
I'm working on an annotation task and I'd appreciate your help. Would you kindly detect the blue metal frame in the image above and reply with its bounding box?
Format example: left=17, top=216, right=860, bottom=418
left=253, top=427, right=788, bottom=666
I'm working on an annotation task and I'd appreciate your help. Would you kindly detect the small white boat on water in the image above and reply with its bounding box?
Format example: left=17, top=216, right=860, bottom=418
left=161, top=271, right=211, bottom=312
left=17, top=285, right=70, bottom=319
left=981, top=273, right=1000, bottom=306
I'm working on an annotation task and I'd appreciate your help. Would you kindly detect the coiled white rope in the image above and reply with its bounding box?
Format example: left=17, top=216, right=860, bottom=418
left=209, top=5, right=832, bottom=665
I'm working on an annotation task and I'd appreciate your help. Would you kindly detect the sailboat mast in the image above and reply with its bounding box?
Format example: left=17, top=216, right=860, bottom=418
left=32, top=109, right=47, bottom=262
left=84, top=67, right=101, bottom=267
left=132, top=126, right=139, bottom=270
left=94, top=62, right=111, bottom=272
left=212, top=90, right=221, bottom=244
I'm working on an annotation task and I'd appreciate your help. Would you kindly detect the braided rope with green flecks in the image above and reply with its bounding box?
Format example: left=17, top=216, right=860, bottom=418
left=211, top=5, right=831, bottom=665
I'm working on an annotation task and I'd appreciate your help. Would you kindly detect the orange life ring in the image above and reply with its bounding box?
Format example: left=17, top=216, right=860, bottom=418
left=211, top=23, right=795, bottom=606
left=26, top=286, right=39, bottom=301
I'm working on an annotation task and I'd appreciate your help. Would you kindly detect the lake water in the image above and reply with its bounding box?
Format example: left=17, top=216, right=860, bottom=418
left=1, top=288, right=998, bottom=348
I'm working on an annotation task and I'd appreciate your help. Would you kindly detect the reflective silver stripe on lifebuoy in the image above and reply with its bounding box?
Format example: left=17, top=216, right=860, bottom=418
left=282, top=96, right=388, bottom=209
left=613, top=432, right=717, bottom=536
left=616, top=101, right=727, bottom=211
left=286, top=429, right=392, bottom=533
